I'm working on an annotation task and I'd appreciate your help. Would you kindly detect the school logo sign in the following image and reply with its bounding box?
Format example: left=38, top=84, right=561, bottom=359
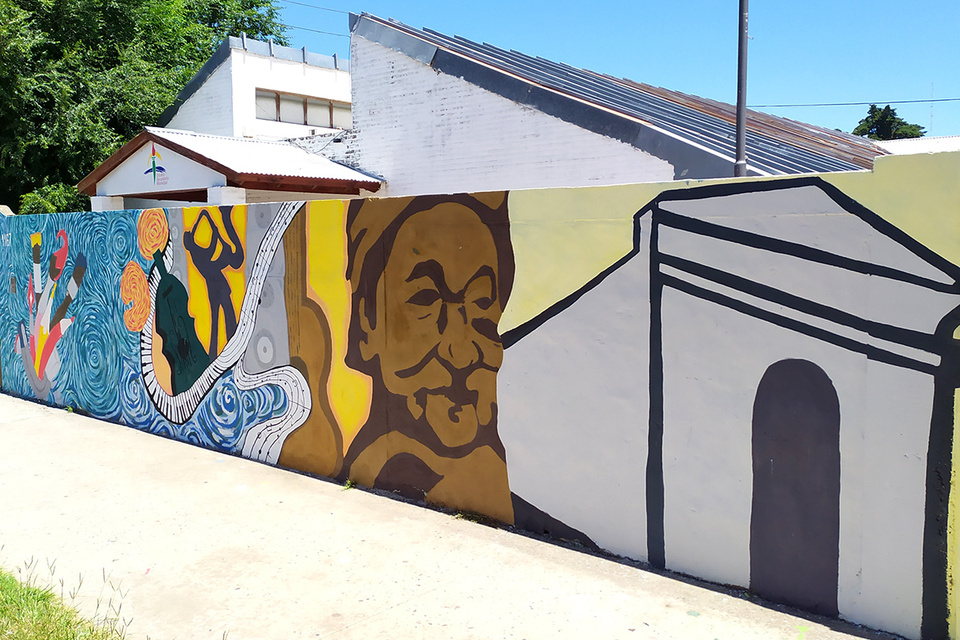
left=144, top=143, right=167, bottom=185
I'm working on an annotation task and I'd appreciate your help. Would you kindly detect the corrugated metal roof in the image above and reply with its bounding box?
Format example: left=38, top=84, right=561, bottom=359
left=145, top=128, right=376, bottom=183
left=78, top=128, right=382, bottom=196
left=352, top=14, right=886, bottom=176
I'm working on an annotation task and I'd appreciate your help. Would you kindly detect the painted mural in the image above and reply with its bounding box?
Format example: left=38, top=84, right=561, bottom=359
left=2, top=151, right=960, bottom=640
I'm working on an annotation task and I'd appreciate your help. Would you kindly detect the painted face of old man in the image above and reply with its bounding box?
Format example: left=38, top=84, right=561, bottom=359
left=358, top=201, right=503, bottom=447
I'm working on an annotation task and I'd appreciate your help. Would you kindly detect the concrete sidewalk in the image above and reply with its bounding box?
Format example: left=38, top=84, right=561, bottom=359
left=0, top=394, right=900, bottom=640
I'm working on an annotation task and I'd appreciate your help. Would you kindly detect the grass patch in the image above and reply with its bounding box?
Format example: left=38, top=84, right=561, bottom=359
left=453, top=510, right=499, bottom=526
left=0, top=567, right=123, bottom=639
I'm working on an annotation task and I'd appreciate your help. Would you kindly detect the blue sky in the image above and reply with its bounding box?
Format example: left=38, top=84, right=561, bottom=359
left=277, top=0, right=960, bottom=137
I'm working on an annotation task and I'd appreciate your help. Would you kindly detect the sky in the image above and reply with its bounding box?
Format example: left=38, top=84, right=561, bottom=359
left=276, top=0, right=960, bottom=138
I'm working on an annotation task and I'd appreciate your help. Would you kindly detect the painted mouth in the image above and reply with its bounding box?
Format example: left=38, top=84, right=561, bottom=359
left=413, top=385, right=480, bottom=422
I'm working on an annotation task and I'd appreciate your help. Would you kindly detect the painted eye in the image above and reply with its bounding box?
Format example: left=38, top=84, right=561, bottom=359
left=406, top=289, right=441, bottom=306
left=472, top=296, right=494, bottom=310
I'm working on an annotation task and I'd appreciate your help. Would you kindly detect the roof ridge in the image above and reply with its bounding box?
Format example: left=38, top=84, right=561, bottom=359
left=146, top=127, right=296, bottom=148
left=353, top=12, right=885, bottom=174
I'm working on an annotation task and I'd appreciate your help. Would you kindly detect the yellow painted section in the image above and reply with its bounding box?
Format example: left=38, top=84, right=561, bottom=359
left=34, top=282, right=54, bottom=376
left=824, top=153, right=960, bottom=266
left=951, top=376, right=960, bottom=640
left=505, top=154, right=960, bottom=337
left=305, top=200, right=372, bottom=449
left=181, top=205, right=247, bottom=356
left=151, top=316, right=173, bottom=395
left=504, top=184, right=651, bottom=333
left=503, top=180, right=744, bottom=333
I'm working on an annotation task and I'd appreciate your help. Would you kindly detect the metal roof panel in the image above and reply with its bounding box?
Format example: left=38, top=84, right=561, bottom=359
left=353, top=14, right=887, bottom=175
left=145, top=128, right=380, bottom=184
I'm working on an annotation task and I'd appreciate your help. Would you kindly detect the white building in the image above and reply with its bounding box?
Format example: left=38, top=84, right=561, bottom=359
left=80, top=36, right=380, bottom=211
left=160, top=34, right=351, bottom=141
left=81, top=15, right=887, bottom=209
left=876, top=135, right=960, bottom=154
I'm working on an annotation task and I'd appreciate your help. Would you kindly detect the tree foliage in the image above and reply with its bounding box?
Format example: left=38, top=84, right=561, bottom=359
left=0, top=0, right=287, bottom=213
left=853, top=104, right=926, bottom=141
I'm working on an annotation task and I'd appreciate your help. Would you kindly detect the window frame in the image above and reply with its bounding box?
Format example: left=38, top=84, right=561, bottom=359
left=254, top=89, right=350, bottom=129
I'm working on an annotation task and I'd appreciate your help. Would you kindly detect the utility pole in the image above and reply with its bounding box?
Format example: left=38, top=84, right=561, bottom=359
left=734, top=0, right=749, bottom=177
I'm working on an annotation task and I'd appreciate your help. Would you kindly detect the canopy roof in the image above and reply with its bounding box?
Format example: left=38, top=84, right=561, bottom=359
left=78, top=127, right=382, bottom=199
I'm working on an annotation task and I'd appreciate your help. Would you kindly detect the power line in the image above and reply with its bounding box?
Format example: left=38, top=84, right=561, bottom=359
left=751, top=97, right=960, bottom=108
left=280, top=0, right=349, bottom=14
left=282, top=23, right=349, bottom=38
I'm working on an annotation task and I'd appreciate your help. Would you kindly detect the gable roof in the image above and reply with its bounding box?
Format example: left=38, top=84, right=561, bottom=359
left=350, top=13, right=886, bottom=177
left=78, top=127, right=382, bottom=197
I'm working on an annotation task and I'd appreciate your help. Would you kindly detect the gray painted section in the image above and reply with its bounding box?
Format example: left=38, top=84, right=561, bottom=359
left=652, top=184, right=942, bottom=638
left=498, top=217, right=651, bottom=559
left=658, top=224, right=959, bottom=349
left=658, top=286, right=925, bottom=639
left=750, top=358, right=840, bottom=616
left=496, top=182, right=942, bottom=638
left=242, top=203, right=289, bottom=374
left=633, top=126, right=740, bottom=179
left=166, top=209, right=188, bottom=285
left=844, top=359, right=930, bottom=638
left=658, top=185, right=959, bottom=286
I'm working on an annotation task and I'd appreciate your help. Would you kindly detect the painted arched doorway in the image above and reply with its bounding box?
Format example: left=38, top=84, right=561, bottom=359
left=750, top=359, right=840, bottom=616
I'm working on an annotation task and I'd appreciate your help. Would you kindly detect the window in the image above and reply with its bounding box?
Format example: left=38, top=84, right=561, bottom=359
left=279, top=94, right=303, bottom=123
left=306, top=99, right=329, bottom=127
left=255, top=90, right=277, bottom=120
left=255, top=89, right=351, bottom=129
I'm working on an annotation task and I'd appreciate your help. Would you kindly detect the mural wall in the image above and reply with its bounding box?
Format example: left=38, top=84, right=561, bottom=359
left=2, top=151, right=959, bottom=640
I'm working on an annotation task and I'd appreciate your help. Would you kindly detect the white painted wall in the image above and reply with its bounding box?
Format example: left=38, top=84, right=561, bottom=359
left=165, top=49, right=352, bottom=141
left=344, top=36, right=673, bottom=195
left=97, top=143, right=226, bottom=196
left=233, top=50, right=351, bottom=140
left=165, top=57, right=236, bottom=137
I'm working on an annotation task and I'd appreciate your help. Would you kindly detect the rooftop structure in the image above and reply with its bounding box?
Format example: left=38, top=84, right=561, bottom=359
left=79, top=127, right=381, bottom=211
left=349, top=13, right=886, bottom=178
left=158, top=35, right=352, bottom=141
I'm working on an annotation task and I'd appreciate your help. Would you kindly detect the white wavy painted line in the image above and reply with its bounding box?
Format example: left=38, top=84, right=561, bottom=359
left=236, top=357, right=311, bottom=464
left=140, top=201, right=305, bottom=424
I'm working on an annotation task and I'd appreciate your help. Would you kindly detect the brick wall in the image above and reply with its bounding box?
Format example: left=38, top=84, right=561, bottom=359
left=166, top=57, right=236, bottom=137
left=341, top=36, right=673, bottom=197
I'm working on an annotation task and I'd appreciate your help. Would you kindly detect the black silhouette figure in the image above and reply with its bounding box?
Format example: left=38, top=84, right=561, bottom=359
left=183, top=206, right=245, bottom=358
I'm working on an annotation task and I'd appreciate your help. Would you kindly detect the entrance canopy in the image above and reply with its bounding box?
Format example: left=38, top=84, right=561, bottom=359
left=78, top=127, right=382, bottom=210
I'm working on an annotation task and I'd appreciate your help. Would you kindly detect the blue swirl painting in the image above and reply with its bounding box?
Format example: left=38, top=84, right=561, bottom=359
left=0, top=209, right=287, bottom=454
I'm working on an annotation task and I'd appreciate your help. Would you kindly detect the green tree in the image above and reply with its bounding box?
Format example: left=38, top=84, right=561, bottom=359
left=853, top=104, right=926, bottom=140
left=0, top=0, right=287, bottom=213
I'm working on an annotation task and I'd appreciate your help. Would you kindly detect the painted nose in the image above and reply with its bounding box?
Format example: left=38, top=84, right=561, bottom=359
left=438, top=303, right=480, bottom=369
